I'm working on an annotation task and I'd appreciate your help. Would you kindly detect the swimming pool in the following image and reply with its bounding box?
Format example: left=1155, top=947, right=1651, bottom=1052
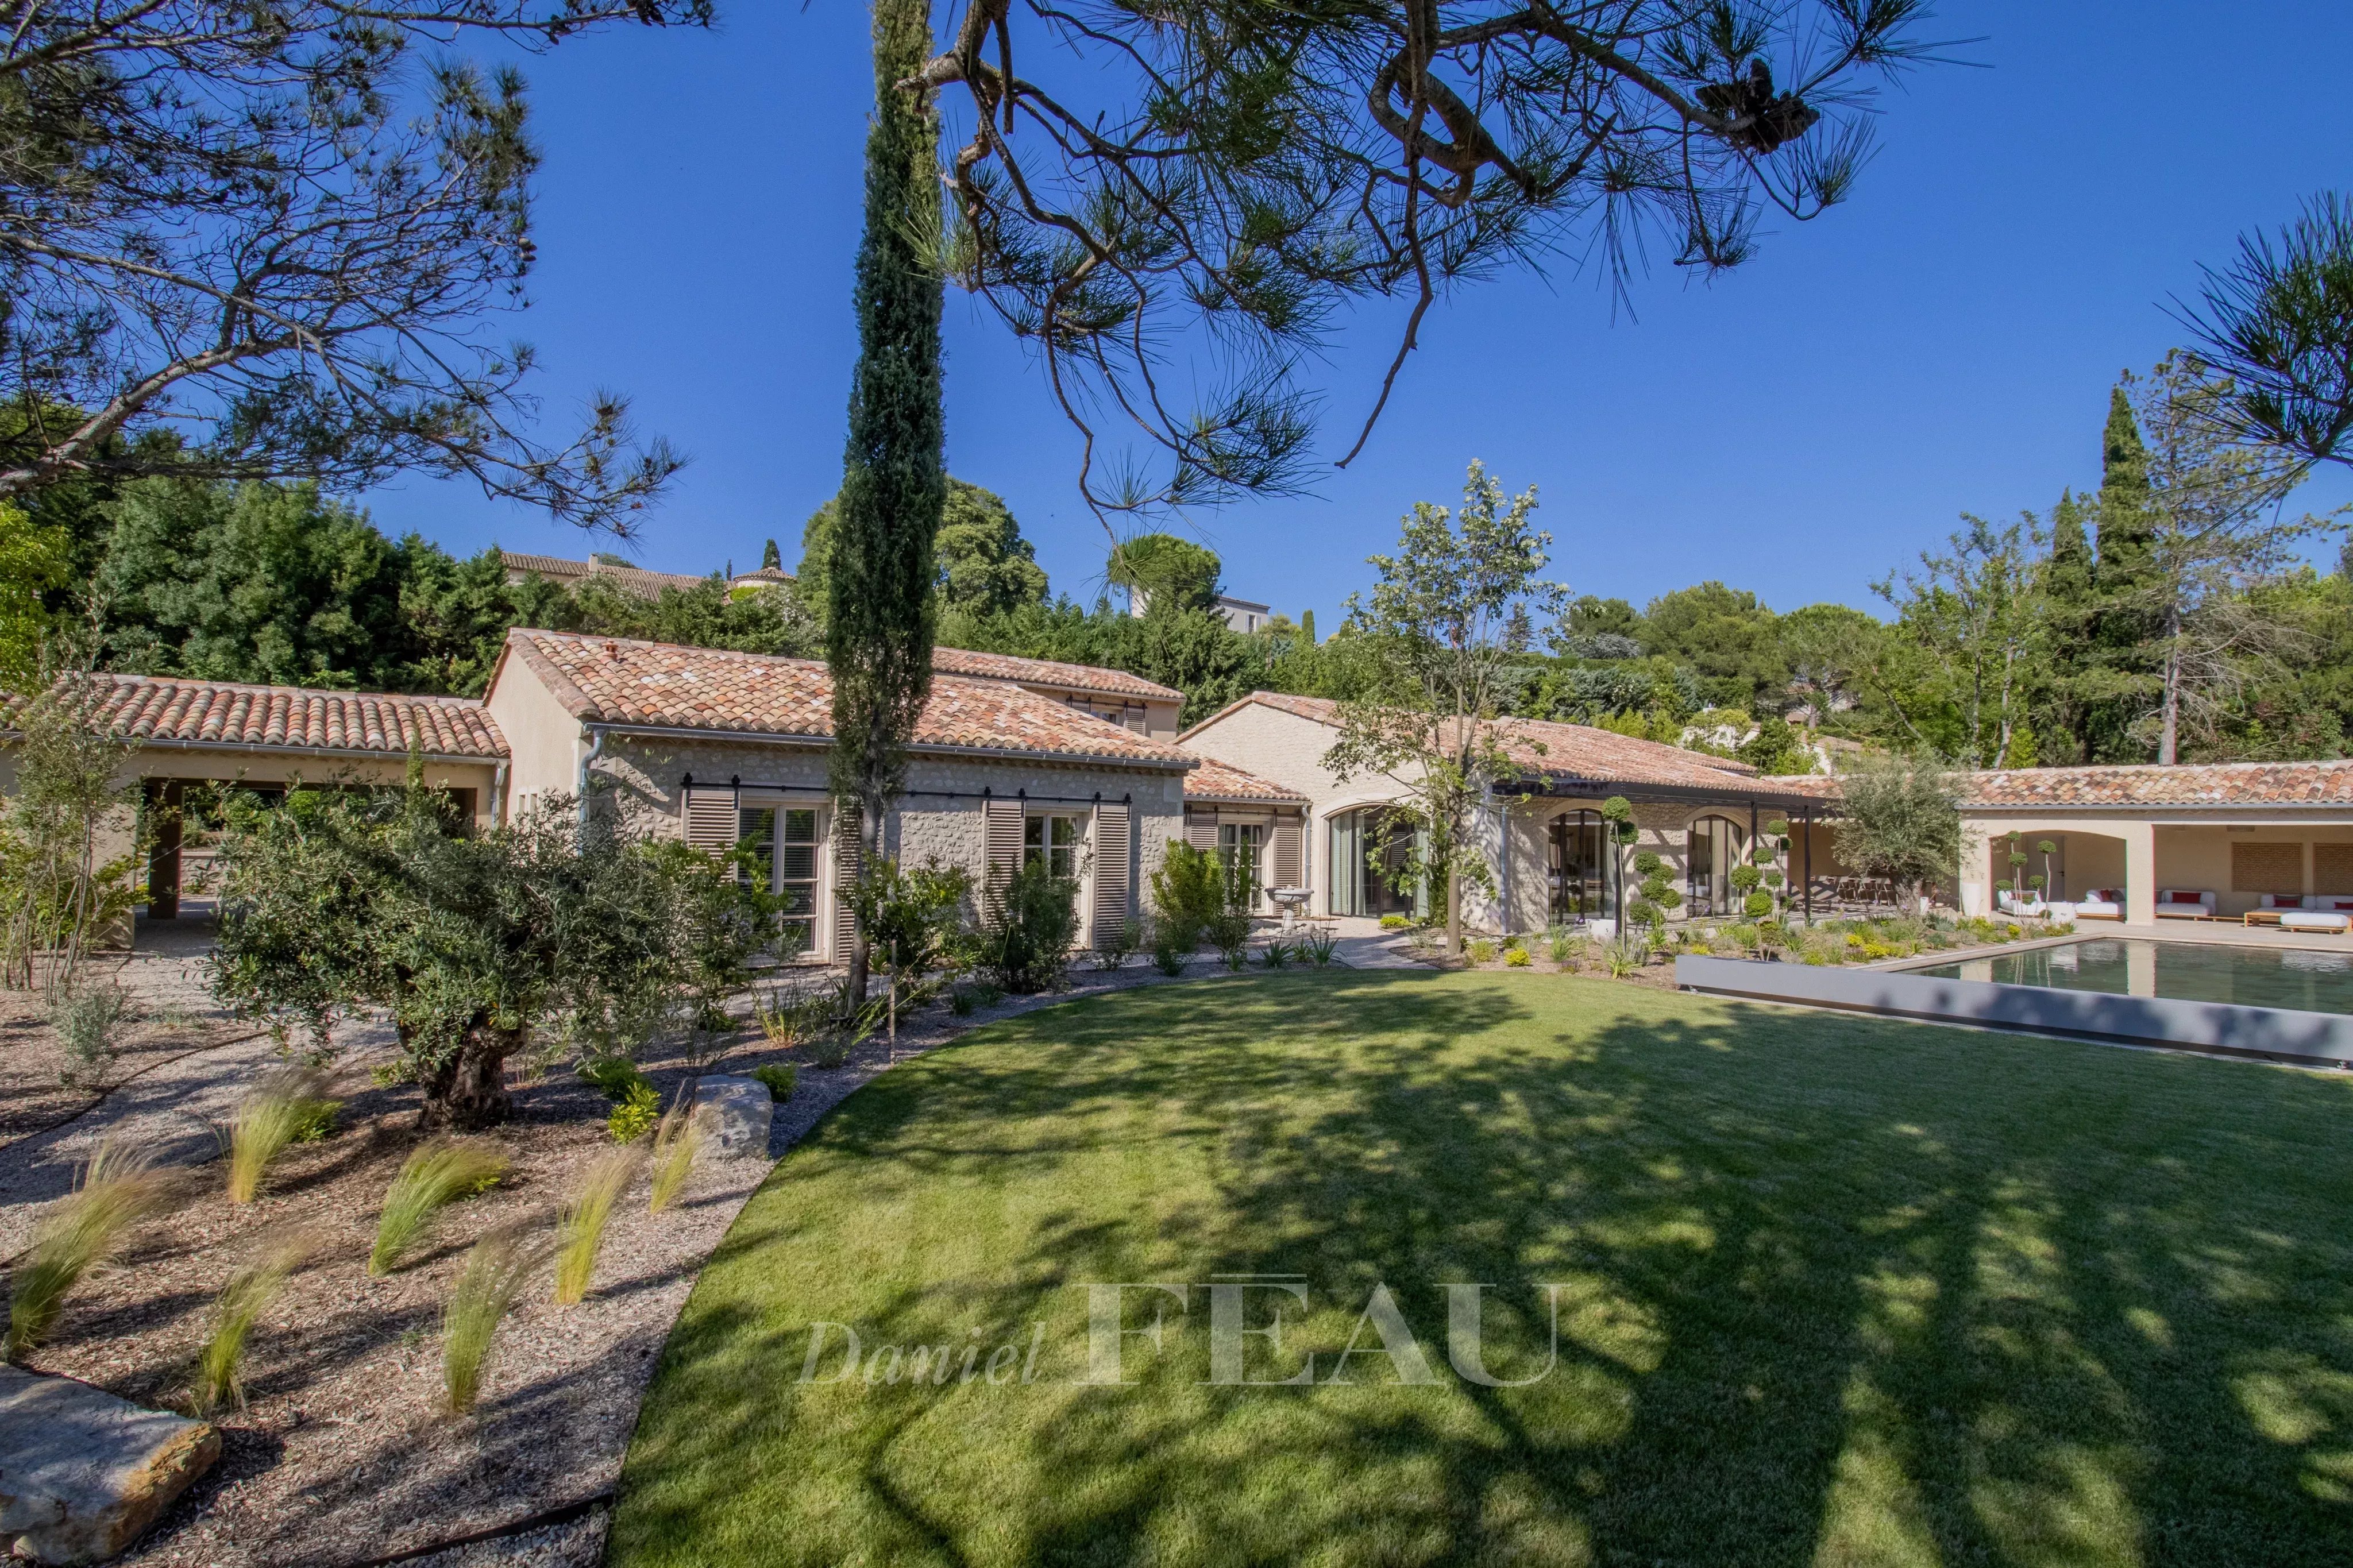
left=1908, top=938, right=2353, bottom=1017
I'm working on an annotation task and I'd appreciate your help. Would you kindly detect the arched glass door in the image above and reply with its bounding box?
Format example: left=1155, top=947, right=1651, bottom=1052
left=1687, top=815, right=1748, bottom=917
left=1547, top=810, right=1616, bottom=923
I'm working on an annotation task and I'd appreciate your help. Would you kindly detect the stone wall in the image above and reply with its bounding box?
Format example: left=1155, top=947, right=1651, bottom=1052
left=595, top=736, right=1186, bottom=955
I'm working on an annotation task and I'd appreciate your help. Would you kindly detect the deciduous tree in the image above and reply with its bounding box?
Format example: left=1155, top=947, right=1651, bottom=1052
left=1323, top=461, right=1565, bottom=956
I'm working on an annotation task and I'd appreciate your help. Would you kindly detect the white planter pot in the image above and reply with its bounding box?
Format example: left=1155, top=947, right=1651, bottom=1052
left=1959, top=880, right=1986, bottom=917
left=1587, top=918, right=1617, bottom=941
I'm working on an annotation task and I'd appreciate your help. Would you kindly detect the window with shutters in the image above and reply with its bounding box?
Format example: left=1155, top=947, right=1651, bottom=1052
left=1025, top=813, right=1085, bottom=879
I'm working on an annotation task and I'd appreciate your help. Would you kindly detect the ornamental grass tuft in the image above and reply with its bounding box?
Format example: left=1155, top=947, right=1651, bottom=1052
left=554, top=1147, right=641, bottom=1306
left=227, top=1067, right=331, bottom=1204
left=369, top=1139, right=508, bottom=1276
left=443, top=1226, right=540, bottom=1413
left=647, top=1106, right=705, bottom=1214
left=193, top=1231, right=314, bottom=1414
left=6, top=1137, right=171, bottom=1358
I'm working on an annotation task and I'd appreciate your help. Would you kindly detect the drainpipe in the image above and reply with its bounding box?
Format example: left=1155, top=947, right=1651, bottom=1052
left=578, top=726, right=607, bottom=831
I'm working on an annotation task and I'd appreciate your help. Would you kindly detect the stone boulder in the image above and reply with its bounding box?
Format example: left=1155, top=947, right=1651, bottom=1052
left=0, top=1366, right=219, bottom=1565
left=692, top=1075, right=773, bottom=1158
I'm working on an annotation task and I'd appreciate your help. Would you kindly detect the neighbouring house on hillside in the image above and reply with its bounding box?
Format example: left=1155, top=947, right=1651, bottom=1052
left=483, top=630, right=1202, bottom=962
left=728, top=563, right=796, bottom=593
left=1178, top=691, right=1825, bottom=932
left=499, top=549, right=712, bottom=602
left=1125, top=585, right=1276, bottom=635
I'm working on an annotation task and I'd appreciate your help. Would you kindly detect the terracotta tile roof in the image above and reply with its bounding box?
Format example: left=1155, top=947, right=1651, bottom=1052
left=1959, top=760, right=2353, bottom=808
left=36, top=675, right=508, bottom=758
left=1183, top=756, right=1307, bottom=805
left=502, top=630, right=1195, bottom=770
left=931, top=646, right=1182, bottom=703
left=1182, top=692, right=1784, bottom=796
left=499, top=550, right=709, bottom=601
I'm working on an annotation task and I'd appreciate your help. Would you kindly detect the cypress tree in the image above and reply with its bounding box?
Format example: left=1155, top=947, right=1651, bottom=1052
left=2089, top=382, right=2160, bottom=760
left=2094, top=384, right=2155, bottom=587
left=2042, top=488, right=2094, bottom=763
left=828, top=0, right=944, bottom=1002
left=761, top=538, right=782, bottom=573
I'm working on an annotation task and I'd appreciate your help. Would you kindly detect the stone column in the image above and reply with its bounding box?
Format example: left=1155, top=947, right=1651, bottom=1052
left=2120, top=820, right=2157, bottom=926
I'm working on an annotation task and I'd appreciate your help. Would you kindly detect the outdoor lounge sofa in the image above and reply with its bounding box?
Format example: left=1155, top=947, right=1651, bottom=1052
left=1996, top=890, right=2049, bottom=917
left=2246, top=893, right=2353, bottom=933
left=2156, top=889, right=2217, bottom=920
left=2073, top=889, right=2123, bottom=920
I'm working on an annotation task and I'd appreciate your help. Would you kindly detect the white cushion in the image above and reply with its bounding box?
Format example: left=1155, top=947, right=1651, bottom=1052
left=2279, top=911, right=2351, bottom=932
left=2304, top=895, right=2353, bottom=913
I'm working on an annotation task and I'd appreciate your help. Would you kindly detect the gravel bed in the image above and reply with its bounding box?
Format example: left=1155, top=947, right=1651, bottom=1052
left=7, top=954, right=1297, bottom=1567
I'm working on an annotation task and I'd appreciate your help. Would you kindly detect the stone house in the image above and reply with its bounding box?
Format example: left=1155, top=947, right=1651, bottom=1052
left=1176, top=692, right=1826, bottom=933
left=483, top=631, right=1208, bottom=962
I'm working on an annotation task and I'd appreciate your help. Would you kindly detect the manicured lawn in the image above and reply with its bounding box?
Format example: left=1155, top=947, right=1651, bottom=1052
left=613, top=971, right=2353, bottom=1566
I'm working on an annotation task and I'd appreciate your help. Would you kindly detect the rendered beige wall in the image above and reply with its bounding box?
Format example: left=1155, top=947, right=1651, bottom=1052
left=484, top=652, right=588, bottom=817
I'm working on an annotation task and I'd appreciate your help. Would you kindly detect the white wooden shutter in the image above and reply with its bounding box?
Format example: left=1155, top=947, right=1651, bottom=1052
left=684, top=788, right=736, bottom=858
left=1185, top=812, right=1218, bottom=851
left=1271, top=815, right=1303, bottom=888
left=985, top=797, right=1025, bottom=887
left=833, top=804, right=862, bottom=960
left=1091, top=802, right=1132, bottom=943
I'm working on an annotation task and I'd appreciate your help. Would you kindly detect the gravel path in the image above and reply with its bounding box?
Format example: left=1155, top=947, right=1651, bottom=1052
left=12, top=951, right=1360, bottom=1568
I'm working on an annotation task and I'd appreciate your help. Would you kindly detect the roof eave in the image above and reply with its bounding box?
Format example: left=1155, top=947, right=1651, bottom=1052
left=585, top=721, right=1197, bottom=774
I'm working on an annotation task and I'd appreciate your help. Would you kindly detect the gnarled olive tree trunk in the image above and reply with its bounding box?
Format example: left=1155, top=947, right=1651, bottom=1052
left=410, top=1018, right=530, bottom=1131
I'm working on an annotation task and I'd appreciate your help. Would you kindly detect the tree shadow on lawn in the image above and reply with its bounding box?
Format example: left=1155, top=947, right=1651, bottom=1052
left=615, top=972, right=2353, bottom=1567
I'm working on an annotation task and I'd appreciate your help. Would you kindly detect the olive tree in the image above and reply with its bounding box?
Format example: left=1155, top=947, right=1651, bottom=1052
left=209, top=780, right=762, bottom=1129
left=1833, top=760, right=1958, bottom=916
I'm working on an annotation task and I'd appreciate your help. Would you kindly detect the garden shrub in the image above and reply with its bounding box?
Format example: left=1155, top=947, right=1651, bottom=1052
left=50, top=984, right=130, bottom=1089
left=1378, top=913, right=1407, bottom=930
left=608, top=1081, right=661, bottom=1143
left=1466, top=939, right=1496, bottom=964
left=750, top=1064, right=797, bottom=1101
left=1147, top=843, right=1224, bottom=953
left=977, top=857, right=1080, bottom=994
left=1505, top=948, right=1530, bottom=968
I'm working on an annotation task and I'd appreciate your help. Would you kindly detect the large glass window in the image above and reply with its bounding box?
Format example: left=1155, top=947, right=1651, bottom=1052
left=1025, top=813, right=1085, bottom=879
left=1687, top=815, right=1747, bottom=917
left=1547, top=811, right=1616, bottom=922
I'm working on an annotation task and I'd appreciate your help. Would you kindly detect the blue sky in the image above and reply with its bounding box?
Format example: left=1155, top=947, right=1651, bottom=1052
left=362, top=1, right=2353, bottom=627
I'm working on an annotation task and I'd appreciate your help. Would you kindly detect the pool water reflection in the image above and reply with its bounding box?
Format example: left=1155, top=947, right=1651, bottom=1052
left=1909, top=938, right=2353, bottom=1016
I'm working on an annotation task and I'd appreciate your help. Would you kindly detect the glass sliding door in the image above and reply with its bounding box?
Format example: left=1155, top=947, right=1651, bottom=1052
left=1547, top=810, right=1617, bottom=923
left=1687, top=815, right=1746, bottom=917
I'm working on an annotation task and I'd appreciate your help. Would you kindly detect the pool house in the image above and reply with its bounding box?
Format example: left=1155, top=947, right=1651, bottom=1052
left=1952, top=760, right=2353, bottom=928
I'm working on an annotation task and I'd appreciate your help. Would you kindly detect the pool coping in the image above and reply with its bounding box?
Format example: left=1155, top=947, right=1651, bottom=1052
left=1675, top=951, right=2353, bottom=1071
